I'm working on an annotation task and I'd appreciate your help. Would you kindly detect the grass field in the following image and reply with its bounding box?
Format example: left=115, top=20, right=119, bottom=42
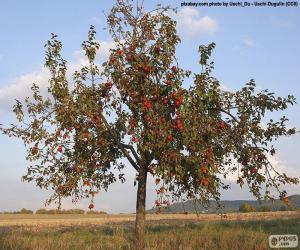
left=0, top=211, right=299, bottom=249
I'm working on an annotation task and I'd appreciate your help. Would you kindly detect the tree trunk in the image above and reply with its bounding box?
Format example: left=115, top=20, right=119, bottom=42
left=135, top=166, right=147, bottom=250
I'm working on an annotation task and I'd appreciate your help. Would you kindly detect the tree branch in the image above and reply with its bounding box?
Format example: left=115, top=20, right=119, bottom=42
left=100, top=114, right=140, bottom=172
left=121, top=143, right=140, bottom=163
left=207, top=107, right=239, bottom=123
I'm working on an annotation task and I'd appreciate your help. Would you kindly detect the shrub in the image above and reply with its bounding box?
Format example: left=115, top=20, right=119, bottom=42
left=259, top=206, right=271, bottom=212
left=35, top=208, right=85, bottom=214
left=279, top=205, right=288, bottom=211
left=20, top=208, right=33, bottom=214
left=36, top=209, right=47, bottom=214
left=56, top=209, right=85, bottom=214
left=86, top=210, right=107, bottom=215
left=239, top=203, right=256, bottom=213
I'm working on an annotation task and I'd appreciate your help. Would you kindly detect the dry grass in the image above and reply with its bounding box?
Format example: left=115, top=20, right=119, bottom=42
left=0, top=211, right=299, bottom=249
left=0, top=210, right=299, bottom=227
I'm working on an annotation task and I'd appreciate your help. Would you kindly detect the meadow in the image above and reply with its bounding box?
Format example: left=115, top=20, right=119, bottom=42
left=0, top=211, right=299, bottom=250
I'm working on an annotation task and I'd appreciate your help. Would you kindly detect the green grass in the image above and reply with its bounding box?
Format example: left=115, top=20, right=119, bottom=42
left=0, top=218, right=299, bottom=250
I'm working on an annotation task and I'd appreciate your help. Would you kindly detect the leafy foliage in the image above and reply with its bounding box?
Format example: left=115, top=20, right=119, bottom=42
left=0, top=0, right=298, bottom=212
left=239, top=203, right=256, bottom=213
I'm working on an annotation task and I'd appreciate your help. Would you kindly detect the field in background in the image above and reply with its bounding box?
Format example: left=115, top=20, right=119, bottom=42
left=0, top=211, right=299, bottom=249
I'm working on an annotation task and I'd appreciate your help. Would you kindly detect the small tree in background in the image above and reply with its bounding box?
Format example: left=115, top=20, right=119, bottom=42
left=36, top=209, right=47, bottom=214
left=239, top=203, right=256, bottom=213
left=1, top=0, right=299, bottom=248
left=259, top=205, right=271, bottom=212
left=279, top=205, right=288, bottom=211
left=20, top=208, right=34, bottom=214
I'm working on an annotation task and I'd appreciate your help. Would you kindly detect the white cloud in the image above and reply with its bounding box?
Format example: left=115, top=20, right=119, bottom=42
left=175, top=7, right=218, bottom=38
left=267, top=154, right=299, bottom=179
left=220, top=83, right=231, bottom=92
left=0, top=40, right=115, bottom=112
left=90, top=16, right=102, bottom=25
left=223, top=153, right=299, bottom=183
left=242, top=37, right=255, bottom=47
left=271, top=17, right=292, bottom=29
left=0, top=67, right=51, bottom=112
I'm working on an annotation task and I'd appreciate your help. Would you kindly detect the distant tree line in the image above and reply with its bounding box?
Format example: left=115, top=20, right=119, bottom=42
left=0, top=208, right=34, bottom=214
left=239, top=203, right=293, bottom=213
left=0, top=208, right=107, bottom=215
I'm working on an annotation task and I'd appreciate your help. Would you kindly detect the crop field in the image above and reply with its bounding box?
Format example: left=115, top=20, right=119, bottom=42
left=0, top=211, right=299, bottom=249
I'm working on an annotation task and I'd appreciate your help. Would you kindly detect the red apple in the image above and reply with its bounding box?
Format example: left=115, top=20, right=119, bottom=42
left=152, top=93, right=158, bottom=100
left=117, top=50, right=124, bottom=56
left=176, top=123, right=183, bottom=131
left=201, top=178, right=209, bottom=186
left=31, top=146, right=39, bottom=155
left=166, top=134, right=173, bottom=142
left=175, top=99, right=181, bottom=108
left=154, top=46, right=160, bottom=53
left=126, top=55, right=133, bottom=61
left=155, top=200, right=160, bottom=207
left=109, top=57, right=116, bottom=64
left=257, top=154, right=266, bottom=162
left=167, top=73, right=174, bottom=79
left=165, top=80, right=172, bottom=85
left=145, top=114, right=151, bottom=122
left=83, top=180, right=90, bottom=186
left=169, top=92, right=176, bottom=99
left=242, top=159, right=249, bottom=166
left=143, top=100, right=152, bottom=109
left=219, top=122, right=226, bottom=130
left=143, top=66, right=149, bottom=73
left=105, top=82, right=113, bottom=89
left=200, top=165, right=208, bottom=174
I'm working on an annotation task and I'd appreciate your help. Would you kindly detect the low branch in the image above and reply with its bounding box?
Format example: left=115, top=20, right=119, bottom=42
left=121, top=143, right=140, bottom=163
left=100, top=114, right=140, bottom=172
left=207, top=107, right=239, bottom=123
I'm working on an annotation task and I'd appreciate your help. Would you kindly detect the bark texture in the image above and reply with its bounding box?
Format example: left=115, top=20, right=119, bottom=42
left=135, top=166, right=148, bottom=250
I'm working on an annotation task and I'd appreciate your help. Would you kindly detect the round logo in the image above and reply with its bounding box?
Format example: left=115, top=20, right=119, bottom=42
left=271, top=237, right=278, bottom=246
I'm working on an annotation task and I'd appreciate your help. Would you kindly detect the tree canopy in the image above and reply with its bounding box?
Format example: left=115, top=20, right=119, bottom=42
left=1, top=0, right=298, bottom=248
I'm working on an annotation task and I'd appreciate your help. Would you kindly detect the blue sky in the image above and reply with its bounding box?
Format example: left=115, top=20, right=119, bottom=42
left=0, top=0, right=299, bottom=213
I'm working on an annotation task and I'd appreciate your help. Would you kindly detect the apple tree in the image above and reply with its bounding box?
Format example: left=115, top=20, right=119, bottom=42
left=1, top=0, right=299, bottom=249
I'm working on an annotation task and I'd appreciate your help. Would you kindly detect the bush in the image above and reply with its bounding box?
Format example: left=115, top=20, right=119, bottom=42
left=239, top=203, right=256, bottom=213
left=57, top=209, right=85, bottom=214
left=259, top=206, right=271, bottom=212
left=1, top=208, right=33, bottom=214
left=86, top=210, right=107, bottom=215
left=35, top=209, right=47, bottom=214
left=279, top=205, right=288, bottom=211
left=35, top=209, right=85, bottom=214
left=20, top=208, right=33, bottom=214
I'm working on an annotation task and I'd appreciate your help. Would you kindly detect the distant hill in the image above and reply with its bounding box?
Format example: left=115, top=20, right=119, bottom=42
left=147, top=194, right=300, bottom=214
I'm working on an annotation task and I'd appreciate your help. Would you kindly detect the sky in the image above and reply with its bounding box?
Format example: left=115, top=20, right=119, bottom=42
left=0, top=0, right=299, bottom=214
